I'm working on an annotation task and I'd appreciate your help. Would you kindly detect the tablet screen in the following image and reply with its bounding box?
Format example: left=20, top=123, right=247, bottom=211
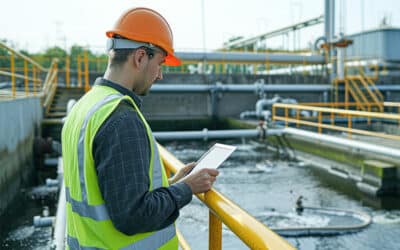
left=193, top=143, right=236, bottom=172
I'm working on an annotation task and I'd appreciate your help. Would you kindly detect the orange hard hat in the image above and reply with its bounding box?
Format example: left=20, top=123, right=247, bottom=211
left=106, top=7, right=181, bottom=66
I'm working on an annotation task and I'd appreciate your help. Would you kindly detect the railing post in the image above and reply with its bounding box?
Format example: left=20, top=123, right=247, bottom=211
left=10, top=52, right=15, bottom=98
left=367, top=105, right=371, bottom=125
left=318, top=111, right=322, bottom=133
left=54, top=61, right=58, bottom=86
left=345, top=79, right=349, bottom=110
left=296, top=109, right=300, bottom=128
left=284, top=107, right=288, bottom=127
left=272, top=105, right=276, bottom=121
left=77, top=56, right=82, bottom=87
left=32, top=66, right=37, bottom=96
left=348, top=114, right=352, bottom=138
left=66, top=56, right=70, bottom=88
left=24, top=60, right=29, bottom=95
left=209, top=211, right=222, bottom=250
left=84, top=50, right=89, bottom=92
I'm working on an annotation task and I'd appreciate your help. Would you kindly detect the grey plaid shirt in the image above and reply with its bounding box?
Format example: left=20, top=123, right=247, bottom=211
left=92, top=78, right=192, bottom=235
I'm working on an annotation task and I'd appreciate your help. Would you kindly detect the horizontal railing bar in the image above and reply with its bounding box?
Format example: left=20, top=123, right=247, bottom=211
left=273, top=103, right=399, bottom=120
left=274, top=116, right=400, bottom=140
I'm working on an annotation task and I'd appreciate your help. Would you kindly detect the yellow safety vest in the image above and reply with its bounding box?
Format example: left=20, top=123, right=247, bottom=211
left=62, top=85, right=178, bottom=249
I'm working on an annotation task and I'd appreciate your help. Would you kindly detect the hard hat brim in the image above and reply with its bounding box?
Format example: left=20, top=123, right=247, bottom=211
left=165, top=54, right=181, bottom=66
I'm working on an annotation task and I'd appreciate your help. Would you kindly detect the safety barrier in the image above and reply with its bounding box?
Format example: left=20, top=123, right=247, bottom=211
left=272, top=103, right=400, bottom=139
left=159, top=144, right=296, bottom=250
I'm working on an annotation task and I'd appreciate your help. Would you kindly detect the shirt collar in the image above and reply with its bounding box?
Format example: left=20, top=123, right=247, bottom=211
left=94, top=77, right=142, bottom=108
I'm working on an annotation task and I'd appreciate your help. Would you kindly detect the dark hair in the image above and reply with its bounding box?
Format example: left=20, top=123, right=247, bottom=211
left=109, top=47, right=155, bottom=68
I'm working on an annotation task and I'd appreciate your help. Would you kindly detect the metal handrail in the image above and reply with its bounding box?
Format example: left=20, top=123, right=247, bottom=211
left=0, top=42, right=47, bottom=71
left=158, top=144, right=296, bottom=250
left=272, top=103, right=400, bottom=140
left=0, top=41, right=54, bottom=99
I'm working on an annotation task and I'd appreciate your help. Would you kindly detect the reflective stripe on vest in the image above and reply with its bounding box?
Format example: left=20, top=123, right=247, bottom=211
left=67, top=224, right=175, bottom=250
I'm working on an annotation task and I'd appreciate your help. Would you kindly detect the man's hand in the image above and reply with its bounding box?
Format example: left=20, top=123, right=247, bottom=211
left=168, top=162, right=196, bottom=185
left=182, top=168, right=219, bottom=194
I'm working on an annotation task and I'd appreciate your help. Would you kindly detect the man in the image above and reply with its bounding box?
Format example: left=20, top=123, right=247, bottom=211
left=62, top=7, right=219, bottom=249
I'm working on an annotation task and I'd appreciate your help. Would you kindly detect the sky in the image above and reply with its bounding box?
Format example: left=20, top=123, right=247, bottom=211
left=1, top=0, right=399, bottom=54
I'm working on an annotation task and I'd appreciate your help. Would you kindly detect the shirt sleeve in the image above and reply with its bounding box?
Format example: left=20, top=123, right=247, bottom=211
left=93, top=102, right=193, bottom=235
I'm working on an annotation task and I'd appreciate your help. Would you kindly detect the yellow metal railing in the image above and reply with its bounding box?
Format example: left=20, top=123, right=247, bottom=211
left=0, top=42, right=47, bottom=98
left=159, top=144, right=296, bottom=250
left=0, top=42, right=61, bottom=116
left=272, top=103, right=400, bottom=139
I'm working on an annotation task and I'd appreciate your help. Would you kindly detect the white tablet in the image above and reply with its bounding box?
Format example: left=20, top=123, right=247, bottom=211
left=192, top=143, right=236, bottom=173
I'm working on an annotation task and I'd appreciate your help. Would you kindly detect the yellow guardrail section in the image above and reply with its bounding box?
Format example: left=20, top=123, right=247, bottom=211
left=272, top=103, right=400, bottom=139
left=158, top=144, right=296, bottom=250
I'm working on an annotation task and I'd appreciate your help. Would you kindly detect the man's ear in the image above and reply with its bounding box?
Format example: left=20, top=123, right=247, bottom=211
left=132, top=48, right=147, bottom=68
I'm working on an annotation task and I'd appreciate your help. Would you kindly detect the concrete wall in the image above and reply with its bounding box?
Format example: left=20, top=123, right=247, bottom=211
left=0, top=97, right=42, bottom=216
left=141, top=87, right=328, bottom=121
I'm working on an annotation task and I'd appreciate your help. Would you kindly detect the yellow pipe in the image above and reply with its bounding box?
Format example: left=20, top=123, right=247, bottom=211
left=158, top=145, right=296, bottom=250
left=77, top=56, right=82, bottom=87
left=66, top=56, right=70, bottom=88
left=84, top=51, right=89, bottom=92
left=176, top=228, right=191, bottom=250
left=10, top=52, right=15, bottom=98
left=24, top=60, right=29, bottom=95
left=33, top=66, right=37, bottom=96
left=209, top=211, right=222, bottom=250
left=273, top=103, right=400, bottom=120
left=348, top=114, right=352, bottom=138
left=274, top=116, right=400, bottom=141
left=318, top=112, right=322, bottom=133
left=0, top=41, right=47, bottom=72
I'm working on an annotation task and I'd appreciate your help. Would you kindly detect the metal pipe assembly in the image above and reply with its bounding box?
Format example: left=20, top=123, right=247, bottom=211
left=154, top=128, right=283, bottom=141
left=150, top=83, right=332, bottom=93
left=175, top=51, right=325, bottom=64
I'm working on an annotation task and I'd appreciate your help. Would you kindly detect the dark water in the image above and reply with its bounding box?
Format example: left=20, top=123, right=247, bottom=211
left=165, top=139, right=400, bottom=250
left=0, top=191, right=53, bottom=249
left=2, top=139, right=400, bottom=249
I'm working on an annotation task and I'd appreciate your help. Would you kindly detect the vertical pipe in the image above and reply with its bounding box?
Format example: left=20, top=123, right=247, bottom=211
left=345, top=79, right=349, bottom=110
left=24, top=60, right=29, bottom=95
left=348, top=115, right=352, bottom=138
left=337, top=47, right=345, bottom=80
left=367, top=105, right=371, bottom=125
left=209, top=211, right=222, bottom=250
left=66, top=56, right=70, bottom=88
left=84, top=51, right=89, bottom=92
left=272, top=105, right=276, bottom=121
left=54, top=61, right=58, bottom=85
left=10, top=52, right=15, bottom=98
left=77, top=56, right=82, bottom=87
left=33, top=66, right=37, bottom=96
left=318, top=112, right=322, bottom=133
left=284, top=107, right=288, bottom=127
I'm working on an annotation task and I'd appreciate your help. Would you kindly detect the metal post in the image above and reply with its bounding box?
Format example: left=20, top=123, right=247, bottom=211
left=318, top=112, right=322, bottom=133
left=345, top=79, right=349, bottom=110
left=285, top=107, right=288, bottom=127
left=54, top=61, right=58, bottom=85
left=296, top=110, right=300, bottom=128
left=66, top=56, right=70, bottom=88
left=10, top=52, right=15, bottom=97
left=33, top=66, right=37, bottom=96
left=348, top=114, right=352, bottom=138
left=77, top=56, right=82, bottom=87
left=209, top=211, right=222, bottom=250
left=84, top=51, right=89, bottom=92
left=24, top=60, right=28, bottom=95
